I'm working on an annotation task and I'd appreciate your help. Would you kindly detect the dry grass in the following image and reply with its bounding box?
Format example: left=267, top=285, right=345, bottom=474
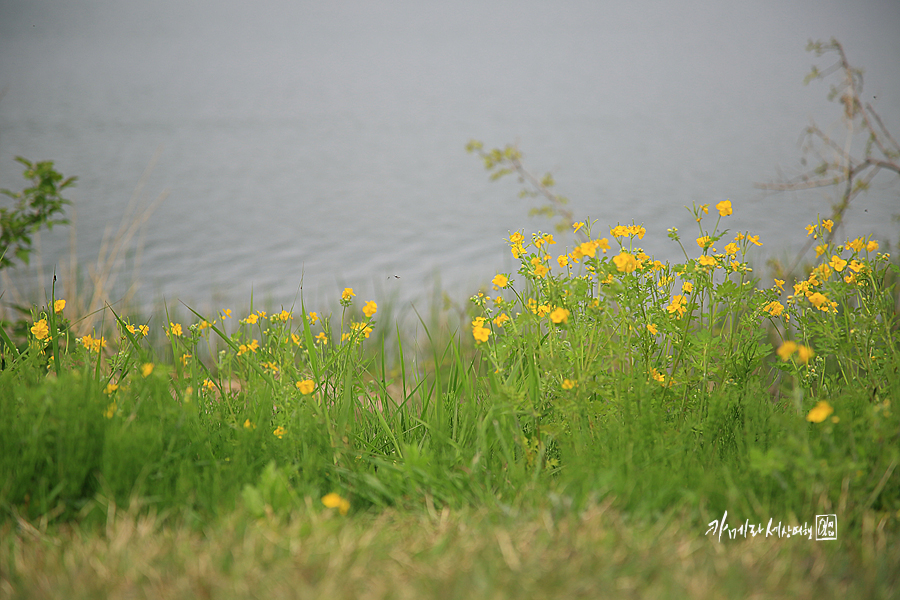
left=2, top=500, right=896, bottom=600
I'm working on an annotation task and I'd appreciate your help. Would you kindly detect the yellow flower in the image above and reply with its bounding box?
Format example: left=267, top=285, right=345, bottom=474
left=777, top=341, right=798, bottom=361
left=492, top=273, right=509, bottom=288
left=198, top=319, right=213, bottom=331
left=296, top=380, right=315, bottom=395
left=549, top=307, right=569, bottom=324
left=221, top=309, right=232, bottom=319
left=363, top=300, right=378, bottom=318
left=572, top=222, right=585, bottom=233
left=169, top=322, right=183, bottom=337
left=807, top=292, right=829, bottom=310
left=31, top=319, right=49, bottom=340
left=141, top=363, right=154, bottom=377
left=815, top=244, right=827, bottom=258
left=696, top=236, right=711, bottom=250
left=805, top=223, right=816, bottom=237
left=509, top=232, right=525, bottom=246
left=822, top=219, right=834, bottom=233
left=716, top=200, right=732, bottom=216
left=806, top=400, right=834, bottom=423
left=847, top=237, right=864, bottom=252
left=54, top=299, right=66, bottom=313
left=291, top=333, right=301, bottom=345
left=763, top=301, right=784, bottom=317
left=867, top=240, right=879, bottom=252
left=244, top=313, right=259, bottom=324
left=698, top=255, right=718, bottom=268
left=315, top=332, right=328, bottom=344
left=273, top=426, right=286, bottom=439
left=342, top=287, right=355, bottom=301
left=613, top=252, right=637, bottom=273
left=797, top=345, right=815, bottom=364
left=493, top=313, right=510, bottom=327
left=562, top=379, right=576, bottom=390
left=308, top=311, right=319, bottom=325
left=322, top=493, right=350, bottom=515
left=829, top=255, right=847, bottom=272
left=472, top=318, right=491, bottom=343
left=557, top=255, right=569, bottom=268
left=202, top=378, right=216, bottom=393
left=533, top=264, right=549, bottom=278
left=104, top=402, right=117, bottom=419
left=243, top=419, right=256, bottom=430
left=774, top=279, right=785, bottom=292
left=646, top=323, right=658, bottom=335
left=104, top=383, right=118, bottom=394
left=746, top=234, right=762, bottom=247
left=650, top=369, right=666, bottom=384
left=724, top=242, right=739, bottom=255
left=682, top=282, right=693, bottom=294
left=578, top=240, right=598, bottom=258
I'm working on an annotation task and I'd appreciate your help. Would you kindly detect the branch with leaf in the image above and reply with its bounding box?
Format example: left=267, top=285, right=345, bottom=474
left=756, top=38, right=900, bottom=272
left=466, top=140, right=583, bottom=236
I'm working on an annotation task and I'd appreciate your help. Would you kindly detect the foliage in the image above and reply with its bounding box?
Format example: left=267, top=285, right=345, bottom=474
left=0, top=157, right=75, bottom=270
left=2, top=192, right=898, bottom=535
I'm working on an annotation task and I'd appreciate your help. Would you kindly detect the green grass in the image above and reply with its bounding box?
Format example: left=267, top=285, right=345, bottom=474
left=1, top=200, right=899, bottom=598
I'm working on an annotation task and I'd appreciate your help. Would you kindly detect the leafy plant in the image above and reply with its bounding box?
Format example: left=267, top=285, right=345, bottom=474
left=0, top=157, right=76, bottom=270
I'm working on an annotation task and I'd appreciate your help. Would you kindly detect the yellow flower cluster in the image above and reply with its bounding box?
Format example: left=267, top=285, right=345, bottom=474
left=322, top=492, right=350, bottom=515
left=667, top=295, right=687, bottom=319
left=80, top=334, right=106, bottom=353
left=237, top=339, right=260, bottom=355
left=777, top=341, right=814, bottom=364
left=472, top=317, right=491, bottom=343
left=610, top=224, right=646, bottom=239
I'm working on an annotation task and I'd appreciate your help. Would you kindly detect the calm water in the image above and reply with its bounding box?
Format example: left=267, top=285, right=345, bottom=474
left=2, top=0, right=899, bottom=315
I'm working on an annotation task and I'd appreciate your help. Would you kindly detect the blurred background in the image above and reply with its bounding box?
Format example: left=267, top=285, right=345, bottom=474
left=1, top=0, right=898, bottom=318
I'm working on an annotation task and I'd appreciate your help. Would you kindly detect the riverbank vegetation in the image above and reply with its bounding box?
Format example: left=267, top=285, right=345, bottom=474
left=1, top=39, right=898, bottom=599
